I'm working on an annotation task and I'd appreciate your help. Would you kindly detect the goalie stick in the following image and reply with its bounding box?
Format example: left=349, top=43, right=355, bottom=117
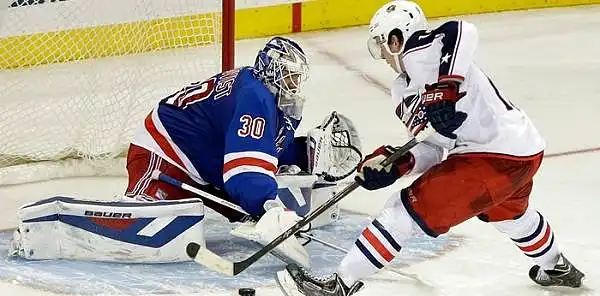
left=152, top=170, right=338, bottom=252
left=186, top=135, right=424, bottom=276
left=151, top=170, right=254, bottom=222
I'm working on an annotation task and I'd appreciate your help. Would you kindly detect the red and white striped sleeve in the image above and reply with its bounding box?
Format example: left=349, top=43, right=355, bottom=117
left=223, top=151, right=278, bottom=183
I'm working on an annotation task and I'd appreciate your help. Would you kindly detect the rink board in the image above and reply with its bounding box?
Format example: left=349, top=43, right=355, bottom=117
left=0, top=210, right=462, bottom=295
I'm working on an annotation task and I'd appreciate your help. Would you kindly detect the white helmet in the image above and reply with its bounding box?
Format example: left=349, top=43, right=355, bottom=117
left=367, top=1, right=427, bottom=72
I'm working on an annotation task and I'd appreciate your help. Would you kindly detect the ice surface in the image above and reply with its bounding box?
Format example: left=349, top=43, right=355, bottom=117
left=0, top=5, right=599, bottom=296
left=0, top=210, right=461, bottom=295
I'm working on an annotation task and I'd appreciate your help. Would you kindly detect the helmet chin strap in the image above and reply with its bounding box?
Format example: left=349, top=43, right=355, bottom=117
left=383, top=43, right=405, bottom=74
left=391, top=54, right=404, bottom=73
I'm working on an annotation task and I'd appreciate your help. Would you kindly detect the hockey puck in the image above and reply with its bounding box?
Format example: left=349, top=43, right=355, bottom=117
left=186, top=242, right=200, bottom=258
left=238, top=288, right=256, bottom=296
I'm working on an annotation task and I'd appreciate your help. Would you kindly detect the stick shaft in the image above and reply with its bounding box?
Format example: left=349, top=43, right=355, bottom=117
left=151, top=170, right=252, bottom=218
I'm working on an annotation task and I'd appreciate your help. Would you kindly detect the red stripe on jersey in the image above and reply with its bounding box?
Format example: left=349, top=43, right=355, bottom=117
left=449, top=151, right=543, bottom=162
left=438, top=75, right=465, bottom=83
left=144, top=114, right=185, bottom=169
left=362, top=228, right=394, bottom=262
left=519, top=224, right=552, bottom=253
left=223, top=157, right=277, bottom=175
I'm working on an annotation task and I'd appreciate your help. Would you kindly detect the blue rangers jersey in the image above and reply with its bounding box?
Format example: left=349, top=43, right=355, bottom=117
left=132, top=67, right=305, bottom=216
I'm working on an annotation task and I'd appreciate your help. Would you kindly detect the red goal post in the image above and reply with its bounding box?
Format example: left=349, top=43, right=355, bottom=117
left=222, top=0, right=235, bottom=71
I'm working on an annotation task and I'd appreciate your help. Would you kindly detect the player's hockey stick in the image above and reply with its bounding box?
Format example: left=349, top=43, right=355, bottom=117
left=187, top=136, right=422, bottom=276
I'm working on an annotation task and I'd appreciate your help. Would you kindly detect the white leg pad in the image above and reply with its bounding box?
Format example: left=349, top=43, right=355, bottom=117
left=10, top=196, right=205, bottom=263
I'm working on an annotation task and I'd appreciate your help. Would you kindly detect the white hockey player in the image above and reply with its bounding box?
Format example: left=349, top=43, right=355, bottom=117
left=276, top=1, right=585, bottom=295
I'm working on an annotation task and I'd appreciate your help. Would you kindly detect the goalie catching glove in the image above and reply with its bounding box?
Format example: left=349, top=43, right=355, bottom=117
left=307, top=111, right=363, bottom=182
left=355, top=145, right=414, bottom=191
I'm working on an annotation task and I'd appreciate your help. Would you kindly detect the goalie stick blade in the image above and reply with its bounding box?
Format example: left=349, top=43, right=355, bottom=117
left=186, top=242, right=234, bottom=276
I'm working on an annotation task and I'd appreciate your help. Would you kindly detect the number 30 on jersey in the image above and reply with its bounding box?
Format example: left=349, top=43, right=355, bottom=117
left=238, top=115, right=265, bottom=139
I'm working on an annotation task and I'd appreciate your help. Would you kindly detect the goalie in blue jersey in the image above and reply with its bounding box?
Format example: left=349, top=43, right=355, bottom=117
left=9, top=37, right=362, bottom=266
left=122, top=37, right=362, bottom=266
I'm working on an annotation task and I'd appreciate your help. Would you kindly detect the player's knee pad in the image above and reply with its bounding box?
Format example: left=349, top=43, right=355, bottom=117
left=276, top=170, right=339, bottom=228
left=490, top=206, right=538, bottom=236
left=375, top=191, right=423, bottom=242
left=9, top=196, right=205, bottom=263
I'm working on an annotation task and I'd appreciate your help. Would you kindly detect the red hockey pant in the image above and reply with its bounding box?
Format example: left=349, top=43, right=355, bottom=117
left=403, top=152, right=544, bottom=237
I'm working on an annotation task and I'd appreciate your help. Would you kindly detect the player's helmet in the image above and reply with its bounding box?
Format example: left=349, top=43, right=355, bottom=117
left=254, top=37, right=309, bottom=120
left=367, top=1, right=427, bottom=72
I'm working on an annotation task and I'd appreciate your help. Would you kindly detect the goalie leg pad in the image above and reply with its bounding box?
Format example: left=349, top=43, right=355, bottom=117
left=10, top=196, right=205, bottom=263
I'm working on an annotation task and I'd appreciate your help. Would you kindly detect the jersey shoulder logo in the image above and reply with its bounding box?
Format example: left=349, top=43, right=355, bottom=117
left=396, top=91, right=428, bottom=136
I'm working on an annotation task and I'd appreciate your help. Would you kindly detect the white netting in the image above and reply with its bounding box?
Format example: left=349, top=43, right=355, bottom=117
left=0, top=0, right=223, bottom=185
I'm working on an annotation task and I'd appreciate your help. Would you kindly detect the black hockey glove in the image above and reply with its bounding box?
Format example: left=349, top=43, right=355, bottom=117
left=422, top=81, right=467, bottom=139
left=355, top=145, right=415, bottom=191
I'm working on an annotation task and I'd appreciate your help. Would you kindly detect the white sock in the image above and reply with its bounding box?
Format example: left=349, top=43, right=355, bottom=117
left=337, top=192, right=421, bottom=285
left=492, top=207, right=561, bottom=270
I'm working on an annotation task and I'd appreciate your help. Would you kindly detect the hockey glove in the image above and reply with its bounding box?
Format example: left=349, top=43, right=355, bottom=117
left=355, top=145, right=415, bottom=191
left=422, top=81, right=467, bottom=139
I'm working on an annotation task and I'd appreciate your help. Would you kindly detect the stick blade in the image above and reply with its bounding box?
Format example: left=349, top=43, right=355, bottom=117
left=186, top=242, right=234, bottom=276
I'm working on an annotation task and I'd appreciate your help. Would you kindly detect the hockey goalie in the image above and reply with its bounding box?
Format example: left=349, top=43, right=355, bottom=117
left=8, top=37, right=362, bottom=266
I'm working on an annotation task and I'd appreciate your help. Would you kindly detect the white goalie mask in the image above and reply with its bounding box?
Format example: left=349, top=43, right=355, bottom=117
left=255, top=37, right=310, bottom=120
left=367, top=1, right=428, bottom=73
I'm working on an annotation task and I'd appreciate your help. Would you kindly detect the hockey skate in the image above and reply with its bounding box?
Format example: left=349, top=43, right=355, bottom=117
left=529, top=254, right=585, bottom=288
left=276, top=263, right=364, bottom=296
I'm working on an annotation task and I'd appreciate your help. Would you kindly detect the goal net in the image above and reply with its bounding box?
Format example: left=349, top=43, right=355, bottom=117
left=0, top=0, right=234, bottom=185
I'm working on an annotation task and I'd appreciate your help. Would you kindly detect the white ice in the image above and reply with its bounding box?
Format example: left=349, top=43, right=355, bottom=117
left=0, top=5, right=599, bottom=296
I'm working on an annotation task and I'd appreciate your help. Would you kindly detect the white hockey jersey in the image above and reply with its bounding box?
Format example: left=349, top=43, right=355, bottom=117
left=393, top=20, right=546, bottom=174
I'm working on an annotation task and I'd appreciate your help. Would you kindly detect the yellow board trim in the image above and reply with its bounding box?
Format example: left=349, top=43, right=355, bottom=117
left=417, top=0, right=600, bottom=18
left=0, top=13, right=221, bottom=69
left=301, top=0, right=600, bottom=32
left=236, top=4, right=292, bottom=40
left=0, top=4, right=293, bottom=69
left=1, top=0, right=598, bottom=69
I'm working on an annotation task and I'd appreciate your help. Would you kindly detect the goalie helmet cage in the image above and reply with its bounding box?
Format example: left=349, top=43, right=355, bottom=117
left=0, top=0, right=235, bottom=185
